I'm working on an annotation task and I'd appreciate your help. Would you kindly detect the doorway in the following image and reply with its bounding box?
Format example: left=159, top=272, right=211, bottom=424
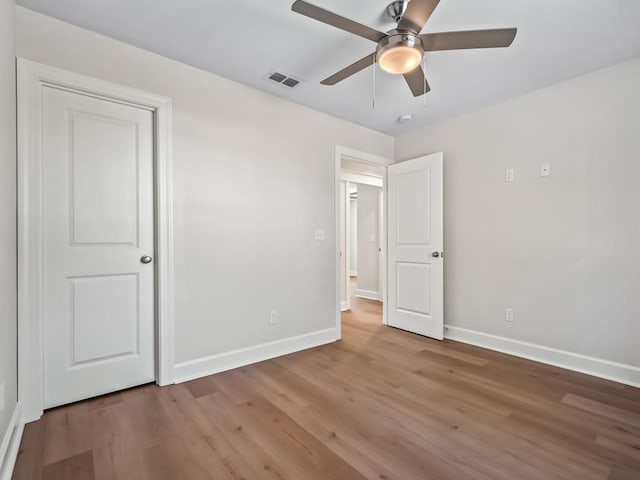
left=335, top=147, right=390, bottom=335
left=342, top=162, right=384, bottom=308
left=335, top=147, right=445, bottom=342
left=17, top=60, right=174, bottom=422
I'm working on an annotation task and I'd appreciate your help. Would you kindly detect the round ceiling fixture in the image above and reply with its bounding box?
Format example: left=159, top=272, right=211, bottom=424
left=376, top=32, right=424, bottom=75
left=398, top=114, right=413, bottom=124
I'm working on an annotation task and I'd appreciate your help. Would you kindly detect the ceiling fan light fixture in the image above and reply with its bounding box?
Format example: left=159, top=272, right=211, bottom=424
left=376, top=32, right=424, bottom=75
left=378, top=45, right=423, bottom=74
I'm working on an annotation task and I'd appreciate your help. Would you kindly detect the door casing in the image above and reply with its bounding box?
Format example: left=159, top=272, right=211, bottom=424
left=17, top=59, right=175, bottom=422
left=339, top=180, right=350, bottom=312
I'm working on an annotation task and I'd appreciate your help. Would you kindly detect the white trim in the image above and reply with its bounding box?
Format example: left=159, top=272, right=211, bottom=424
left=173, top=328, right=337, bottom=383
left=341, top=180, right=351, bottom=313
left=338, top=146, right=393, bottom=167
left=381, top=166, right=388, bottom=325
left=378, top=188, right=384, bottom=312
left=17, top=59, right=175, bottom=422
left=445, top=325, right=640, bottom=388
left=335, top=146, right=391, bottom=339
left=340, top=170, right=383, bottom=187
left=355, top=289, right=383, bottom=302
left=0, top=404, right=24, bottom=480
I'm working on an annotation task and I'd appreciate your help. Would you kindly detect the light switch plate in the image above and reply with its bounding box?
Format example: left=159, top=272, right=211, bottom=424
left=505, top=168, right=514, bottom=182
left=314, top=228, right=325, bottom=241
left=541, top=163, right=551, bottom=177
left=505, top=308, right=514, bottom=323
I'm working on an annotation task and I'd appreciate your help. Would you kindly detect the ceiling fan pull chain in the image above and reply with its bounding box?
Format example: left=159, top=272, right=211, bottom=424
left=423, top=55, right=427, bottom=108
left=372, top=55, right=376, bottom=109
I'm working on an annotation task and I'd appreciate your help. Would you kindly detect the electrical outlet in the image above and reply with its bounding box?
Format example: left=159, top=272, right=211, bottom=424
left=505, top=308, right=514, bottom=323
left=540, top=163, right=550, bottom=177
left=314, top=228, right=325, bottom=241
left=269, top=310, right=278, bottom=324
left=0, top=382, right=5, bottom=413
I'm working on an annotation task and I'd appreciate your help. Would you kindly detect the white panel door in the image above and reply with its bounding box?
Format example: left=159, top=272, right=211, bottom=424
left=387, top=153, right=443, bottom=339
left=42, top=86, right=155, bottom=408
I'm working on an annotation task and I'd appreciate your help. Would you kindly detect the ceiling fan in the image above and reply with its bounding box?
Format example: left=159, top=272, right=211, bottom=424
left=291, top=0, right=517, bottom=97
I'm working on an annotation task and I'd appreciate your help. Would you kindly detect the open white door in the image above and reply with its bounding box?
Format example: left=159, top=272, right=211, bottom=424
left=387, top=153, right=443, bottom=339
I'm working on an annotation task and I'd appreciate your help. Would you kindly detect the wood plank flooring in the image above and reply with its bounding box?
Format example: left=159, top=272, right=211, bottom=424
left=13, top=288, right=640, bottom=479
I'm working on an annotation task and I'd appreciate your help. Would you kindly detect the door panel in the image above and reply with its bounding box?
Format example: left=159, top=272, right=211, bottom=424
left=396, top=169, right=431, bottom=244
left=42, top=86, right=155, bottom=408
left=69, top=274, right=139, bottom=365
left=396, top=262, right=431, bottom=315
left=387, top=153, right=443, bottom=339
left=70, top=112, right=139, bottom=245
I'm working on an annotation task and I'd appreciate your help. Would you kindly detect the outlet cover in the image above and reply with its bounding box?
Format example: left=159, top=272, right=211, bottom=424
left=540, top=163, right=551, bottom=177
left=269, top=310, right=278, bottom=324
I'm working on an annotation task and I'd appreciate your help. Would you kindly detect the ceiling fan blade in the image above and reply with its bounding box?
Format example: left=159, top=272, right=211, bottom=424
left=321, top=53, right=377, bottom=85
left=292, top=1, right=387, bottom=43
left=403, top=66, right=431, bottom=97
left=397, top=0, right=441, bottom=33
left=420, top=28, right=517, bottom=51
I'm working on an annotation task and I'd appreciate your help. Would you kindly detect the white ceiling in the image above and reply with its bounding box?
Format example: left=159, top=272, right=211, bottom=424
left=16, top=0, right=640, bottom=135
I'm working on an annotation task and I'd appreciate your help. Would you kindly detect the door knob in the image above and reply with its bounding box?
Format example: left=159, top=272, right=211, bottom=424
left=432, top=252, right=440, bottom=258
left=140, top=255, right=153, bottom=264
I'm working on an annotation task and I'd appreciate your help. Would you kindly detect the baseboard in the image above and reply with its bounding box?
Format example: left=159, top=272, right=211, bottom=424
left=445, top=325, right=640, bottom=388
left=0, top=403, right=24, bottom=480
left=340, top=301, right=349, bottom=312
left=173, top=327, right=338, bottom=383
left=355, top=289, right=382, bottom=302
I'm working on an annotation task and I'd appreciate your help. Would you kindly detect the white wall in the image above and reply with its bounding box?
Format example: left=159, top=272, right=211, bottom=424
left=395, top=57, right=640, bottom=368
left=0, top=0, right=18, bottom=457
left=356, top=184, right=382, bottom=299
left=349, top=196, right=357, bottom=276
left=15, top=7, right=393, bottom=373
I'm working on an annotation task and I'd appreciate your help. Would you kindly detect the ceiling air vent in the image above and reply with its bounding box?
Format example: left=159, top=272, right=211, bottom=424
left=282, top=78, right=300, bottom=88
left=265, top=70, right=302, bottom=88
left=269, top=72, right=287, bottom=83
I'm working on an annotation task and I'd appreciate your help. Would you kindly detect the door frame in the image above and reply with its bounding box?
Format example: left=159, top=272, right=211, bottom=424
left=334, top=146, right=392, bottom=338
left=17, top=59, right=175, bottom=422
left=339, top=180, right=350, bottom=312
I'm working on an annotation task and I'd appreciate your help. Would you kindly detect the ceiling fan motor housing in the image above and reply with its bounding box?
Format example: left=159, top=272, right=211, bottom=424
left=386, top=0, right=409, bottom=23
left=376, top=30, right=424, bottom=74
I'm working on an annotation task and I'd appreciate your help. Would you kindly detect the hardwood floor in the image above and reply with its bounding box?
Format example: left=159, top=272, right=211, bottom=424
left=13, top=285, right=640, bottom=479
